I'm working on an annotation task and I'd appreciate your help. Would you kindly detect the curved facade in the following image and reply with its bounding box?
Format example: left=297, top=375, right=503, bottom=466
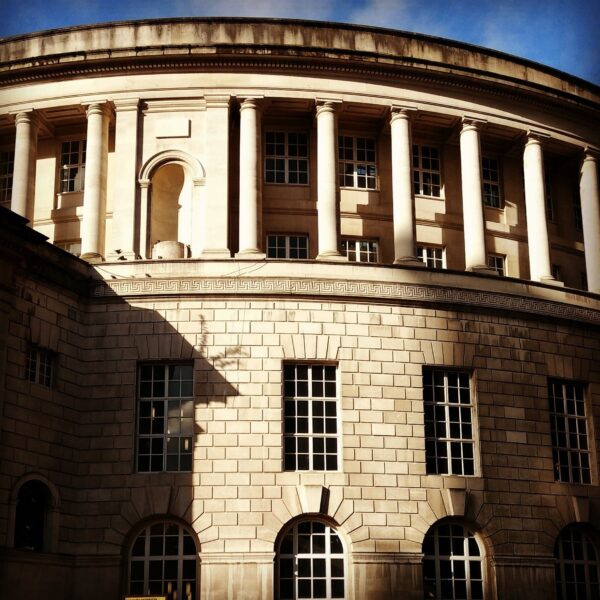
left=0, top=17, right=599, bottom=600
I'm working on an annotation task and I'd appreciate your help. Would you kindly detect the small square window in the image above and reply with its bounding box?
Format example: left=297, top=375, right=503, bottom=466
left=487, top=254, right=505, bottom=276
left=266, top=234, right=309, bottom=259
left=26, top=347, right=54, bottom=387
left=341, top=238, right=378, bottom=263
left=417, top=246, right=445, bottom=269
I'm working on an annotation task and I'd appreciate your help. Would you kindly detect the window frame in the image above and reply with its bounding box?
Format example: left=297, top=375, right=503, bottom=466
left=59, top=139, right=86, bottom=194
left=282, top=362, right=341, bottom=472
left=423, top=367, right=478, bottom=477
left=0, top=149, right=14, bottom=207
left=266, top=234, right=310, bottom=260
left=26, top=346, right=54, bottom=387
left=341, top=238, right=379, bottom=263
left=487, top=254, right=506, bottom=276
left=337, top=135, right=377, bottom=190
left=547, top=379, right=592, bottom=485
left=412, top=143, right=442, bottom=198
left=417, top=245, right=445, bottom=269
left=54, top=239, right=82, bottom=257
left=481, top=156, right=502, bottom=209
left=264, top=131, right=309, bottom=185
left=136, top=362, right=195, bottom=473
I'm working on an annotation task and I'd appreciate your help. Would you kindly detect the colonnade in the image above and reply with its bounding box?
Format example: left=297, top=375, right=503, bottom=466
left=7, top=99, right=600, bottom=292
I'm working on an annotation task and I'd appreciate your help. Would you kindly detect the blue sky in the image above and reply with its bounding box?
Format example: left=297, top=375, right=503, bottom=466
left=0, top=0, right=599, bottom=85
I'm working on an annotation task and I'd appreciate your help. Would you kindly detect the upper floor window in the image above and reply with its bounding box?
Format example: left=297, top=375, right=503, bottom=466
left=423, top=368, right=476, bottom=476
left=283, top=363, right=339, bottom=471
left=267, top=234, right=309, bottom=259
left=417, top=246, right=445, bottom=269
left=0, top=149, right=14, bottom=206
left=129, top=521, right=197, bottom=599
left=413, top=144, right=441, bottom=197
left=55, top=239, right=82, bottom=257
left=482, top=156, right=501, bottom=208
left=265, top=132, right=308, bottom=184
left=545, top=172, right=554, bottom=222
left=573, top=189, right=583, bottom=231
left=277, top=520, right=345, bottom=600
left=555, top=526, right=600, bottom=600
left=14, top=480, right=51, bottom=552
left=487, top=254, right=505, bottom=276
left=60, top=140, right=86, bottom=193
left=137, top=363, right=194, bottom=473
left=548, top=379, right=591, bottom=484
left=423, top=521, right=484, bottom=600
left=341, top=238, right=378, bottom=263
left=26, top=347, right=54, bottom=387
left=338, top=136, right=377, bottom=189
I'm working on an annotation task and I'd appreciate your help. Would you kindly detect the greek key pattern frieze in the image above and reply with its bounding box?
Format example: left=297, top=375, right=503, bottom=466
left=90, top=277, right=600, bottom=324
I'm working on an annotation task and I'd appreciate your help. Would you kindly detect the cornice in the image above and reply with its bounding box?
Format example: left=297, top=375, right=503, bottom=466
left=89, top=275, right=600, bottom=326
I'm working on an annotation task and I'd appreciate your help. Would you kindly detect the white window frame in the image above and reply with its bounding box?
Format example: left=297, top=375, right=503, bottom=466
left=482, top=156, right=501, bottom=208
left=277, top=519, right=346, bottom=600
left=0, top=149, right=14, bottom=206
left=423, top=368, right=477, bottom=476
left=137, top=363, right=194, bottom=473
left=265, top=131, right=309, bottom=185
left=341, top=238, right=379, bottom=263
left=129, top=521, right=197, bottom=599
left=412, top=144, right=442, bottom=197
left=26, top=347, right=54, bottom=387
left=555, top=526, right=600, bottom=600
left=59, top=139, right=86, bottom=193
left=487, top=254, right=506, bottom=276
left=417, top=246, right=445, bottom=269
left=338, top=135, right=377, bottom=189
left=548, top=379, right=591, bottom=484
left=266, top=234, right=309, bottom=259
left=423, top=522, right=484, bottom=600
left=283, top=363, right=340, bottom=472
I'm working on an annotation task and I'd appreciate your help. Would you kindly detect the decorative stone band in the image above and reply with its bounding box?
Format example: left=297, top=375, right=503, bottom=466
left=90, top=276, right=600, bottom=326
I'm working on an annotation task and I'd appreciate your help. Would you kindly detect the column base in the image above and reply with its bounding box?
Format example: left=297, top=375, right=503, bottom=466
left=538, top=275, right=565, bottom=287
left=198, top=249, right=232, bottom=260
left=316, top=252, right=347, bottom=262
left=235, top=250, right=266, bottom=260
left=467, top=265, right=499, bottom=276
left=80, top=252, right=104, bottom=264
left=393, top=256, right=425, bottom=267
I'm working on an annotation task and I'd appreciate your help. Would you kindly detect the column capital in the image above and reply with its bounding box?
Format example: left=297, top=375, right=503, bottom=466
left=583, top=146, right=600, bottom=162
left=139, top=179, right=151, bottom=189
left=113, top=97, right=140, bottom=112
left=238, top=96, right=263, bottom=112
left=12, top=110, right=40, bottom=129
left=461, top=116, right=487, bottom=132
left=315, top=98, right=342, bottom=116
left=390, top=105, right=417, bottom=122
left=83, top=101, right=113, bottom=120
left=525, top=129, right=550, bottom=146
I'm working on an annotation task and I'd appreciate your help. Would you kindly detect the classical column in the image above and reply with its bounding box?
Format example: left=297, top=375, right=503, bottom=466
left=316, top=100, right=344, bottom=261
left=236, top=97, right=265, bottom=258
left=459, top=118, right=490, bottom=272
left=80, top=103, right=110, bottom=261
left=108, top=98, right=139, bottom=261
left=580, top=148, right=600, bottom=293
left=523, top=132, right=555, bottom=283
left=390, top=107, right=421, bottom=265
left=11, top=111, right=39, bottom=220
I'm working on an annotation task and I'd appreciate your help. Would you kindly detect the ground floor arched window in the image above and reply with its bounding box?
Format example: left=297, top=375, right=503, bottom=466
left=129, top=521, right=197, bottom=600
left=277, top=519, right=345, bottom=599
left=14, top=479, right=51, bottom=552
left=555, top=525, right=600, bottom=600
left=422, top=521, right=484, bottom=600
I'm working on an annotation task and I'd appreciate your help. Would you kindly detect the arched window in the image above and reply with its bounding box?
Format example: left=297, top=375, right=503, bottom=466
left=14, top=480, right=50, bottom=551
left=129, top=521, right=197, bottom=600
left=277, top=519, right=345, bottom=599
left=555, top=526, right=600, bottom=599
left=422, top=521, right=484, bottom=600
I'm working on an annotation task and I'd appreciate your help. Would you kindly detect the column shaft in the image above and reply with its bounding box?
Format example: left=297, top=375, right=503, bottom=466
left=523, top=134, right=553, bottom=282
left=459, top=120, right=488, bottom=270
left=316, top=102, right=343, bottom=260
left=11, top=111, right=38, bottom=219
left=391, top=109, right=419, bottom=264
left=580, top=151, right=600, bottom=293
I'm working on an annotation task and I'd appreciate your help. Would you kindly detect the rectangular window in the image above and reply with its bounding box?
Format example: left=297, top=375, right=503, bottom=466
left=548, top=379, right=591, bottom=484
left=338, top=136, right=377, bottom=189
left=283, top=363, right=339, bottom=471
left=487, top=254, right=506, bottom=276
left=545, top=173, right=554, bottom=222
left=551, top=264, right=561, bottom=281
left=60, top=140, right=86, bottom=193
left=0, top=150, right=14, bottom=206
left=265, top=131, right=309, bottom=184
left=417, top=246, right=445, bottom=269
left=55, top=239, right=82, bottom=257
left=423, top=368, right=475, bottom=476
left=266, top=234, right=309, bottom=259
left=26, top=347, right=54, bottom=387
left=341, top=238, right=378, bottom=263
left=137, top=363, right=194, bottom=473
left=482, top=156, right=501, bottom=208
left=413, top=144, right=441, bottom=197
left=574, top=190, right=583, bottom=231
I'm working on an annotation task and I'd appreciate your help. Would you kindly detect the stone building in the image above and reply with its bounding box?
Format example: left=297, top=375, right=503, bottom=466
left=0, top=17, right=599, bottom=600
